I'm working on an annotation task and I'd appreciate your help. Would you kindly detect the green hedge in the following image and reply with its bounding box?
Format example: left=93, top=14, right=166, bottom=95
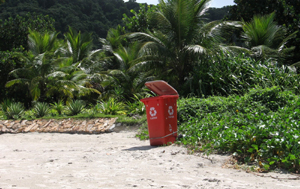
left=177, top=86, right=300, bottom=172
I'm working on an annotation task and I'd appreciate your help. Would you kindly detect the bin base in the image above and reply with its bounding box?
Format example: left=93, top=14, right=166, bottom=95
left=149, top=132, right=177, bottom=146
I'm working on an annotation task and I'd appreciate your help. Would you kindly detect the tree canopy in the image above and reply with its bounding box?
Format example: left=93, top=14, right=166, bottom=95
left=228, top=0, right=300, bottom=63
left=0, top=13, right=55, bottom=51
left=0, top=0, right=141, bottom=47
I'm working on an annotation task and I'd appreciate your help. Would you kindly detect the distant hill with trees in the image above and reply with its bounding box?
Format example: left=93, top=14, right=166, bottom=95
left=204, top=6, right=231, bottom=22
left=0, top=0, right=141, bottom=46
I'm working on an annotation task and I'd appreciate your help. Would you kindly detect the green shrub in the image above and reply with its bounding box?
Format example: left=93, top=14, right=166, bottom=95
left=34, top=102, right=49, bottom=118
left=49, top=108, right=59, bottom=117
left=246, top=86, right=294, bottom=111
left=66, top=100, right=85, bottom=116
left=1, top=99, right=13, bottom=116
left=5, top=102, right=25, bottom=119
left=185, top=54, right=300, bottom=97
left=97, top=98, right=126, bottom=115
left=51, top=100, right=65, bottom=115
left=0, top=110, right=4, bottom=119
left=23, top=109, right=35, bottom=120
left=126, top=95, right=145, bottom=115
left=176, top=87, right=300, bottom=172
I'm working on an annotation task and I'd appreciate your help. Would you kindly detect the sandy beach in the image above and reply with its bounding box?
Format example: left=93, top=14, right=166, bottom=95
left=0, top=126, right=299, bottom=189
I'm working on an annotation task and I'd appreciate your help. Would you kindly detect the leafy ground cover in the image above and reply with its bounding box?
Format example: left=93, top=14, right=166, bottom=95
left=177, top=87, right=300, bottom=173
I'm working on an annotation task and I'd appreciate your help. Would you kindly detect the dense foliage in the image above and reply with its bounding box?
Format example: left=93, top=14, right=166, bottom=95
left=0, top=13, right=55, bottom=51
left=204, top=6, right=231, bottom=22
left=228, top=0, right=300, bottom=64
left=177, top=87, right=300, bottom=172
left=187, top=55, right=300, bottom=97
left=0, top=0, right=140, bottom=46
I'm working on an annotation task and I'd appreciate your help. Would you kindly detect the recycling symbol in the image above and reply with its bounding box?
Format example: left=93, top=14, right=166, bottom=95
left=149, top=107, right=157, bottom=117
left=168, top=106, right=174, bottom=115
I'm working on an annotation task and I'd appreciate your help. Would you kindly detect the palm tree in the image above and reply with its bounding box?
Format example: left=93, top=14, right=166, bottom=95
left=128, top=0, right=238, bottom=91
left=6, top=51, right=59, bottom=101
left=47, top=57, right=101, bottom=102
left=63, top=26, right=93, bottom=64
left=100, top=42, right=155, bottom=100
left=241, top=12, right=297, bottom=63
left=28, top=29, right=60, bottom=56
left=6, top=29, right=100, bottom=102
left=6, top=30, right=63, bottom=101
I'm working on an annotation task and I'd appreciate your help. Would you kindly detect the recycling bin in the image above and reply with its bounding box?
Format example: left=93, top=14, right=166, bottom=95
left=140, top=80, right=179, bottom=146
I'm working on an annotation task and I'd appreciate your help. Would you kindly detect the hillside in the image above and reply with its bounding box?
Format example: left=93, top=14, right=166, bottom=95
left=0, top=0, right=140, bottom=40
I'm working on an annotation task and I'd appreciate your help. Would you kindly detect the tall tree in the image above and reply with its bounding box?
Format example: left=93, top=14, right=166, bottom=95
left=5, top=30, right=61, bottom=101
left=6, top=29, right=99, bottom=103
left=241, top=13, right=297, bottom=63
left=101, top=42, right=154, bottom=100
left=228, top=0, right=300, bottom=64
left=128, top=0, right=238, bottom=93
left=63, top=26, right=93, bottom=64
left=0, top=13, right=55, bottom=51
left=0, top=50, right=27, bottom=102
left=204, top=6, right=231, bottom=22
left=0, top=0, right=141, bottom=47
left=28, top=29, right=60, bottom=56
left=122, top=4, right=157, bottom=33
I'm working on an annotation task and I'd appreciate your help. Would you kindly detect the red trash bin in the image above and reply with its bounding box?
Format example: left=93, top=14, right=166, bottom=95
left=140, top=80, right=179, bottom=146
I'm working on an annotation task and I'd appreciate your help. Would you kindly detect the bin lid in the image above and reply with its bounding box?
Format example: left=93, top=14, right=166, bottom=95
left=145, top=80, right=178, bottom=96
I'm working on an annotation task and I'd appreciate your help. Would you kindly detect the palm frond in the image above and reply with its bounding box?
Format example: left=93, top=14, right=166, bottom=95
left=47, top=71, right=68, bottom=78
left=184, top=44, right=207, bottom=54
left=77, top=86, right=101, bottom=96
left=221, top=45, right=252, bottom=56
left=5, top=78, right=29, bottom=88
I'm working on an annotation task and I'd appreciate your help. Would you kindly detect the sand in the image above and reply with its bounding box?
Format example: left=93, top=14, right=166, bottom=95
left=0, top=126, right=299, bottom=189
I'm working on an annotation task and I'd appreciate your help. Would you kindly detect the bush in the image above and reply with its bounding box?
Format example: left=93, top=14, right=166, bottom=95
left=97, top=98, right=126, bottom=115
left=246, top=86, right=294, bottom=111
left=34, top=102, right=49, bottom=118
left=23, top=109, right=35, bottom=120
left=51, top=100, right=65, bottom=115
left=185, top=54, right=300, bottom=97
left=176, top=87, right=300, bottom=172
left=1, top=99, right=13, bottom=116
left=66, top=100, right=85, bottom=116
left=5, top=102, right=25, bottom=119
left=126, top=95, right=145, bottom=115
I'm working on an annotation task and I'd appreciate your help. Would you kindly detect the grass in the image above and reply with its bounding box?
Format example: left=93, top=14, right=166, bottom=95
left=116, top=115, right=147, bottom=125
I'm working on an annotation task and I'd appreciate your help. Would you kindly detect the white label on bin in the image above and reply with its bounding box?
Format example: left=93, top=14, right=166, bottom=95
left=169, top=124, right=172, bottom=132
left=149, top=107, right=157, bottom=119
left=168, top=106, right=174, bottom=115
left=168, top=106, right=174, bottom=118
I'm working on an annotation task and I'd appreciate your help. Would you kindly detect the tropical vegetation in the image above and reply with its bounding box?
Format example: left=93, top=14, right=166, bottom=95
left=176, top=87, right=300, bottom=172
left=0, top=0, right=300, bottom=173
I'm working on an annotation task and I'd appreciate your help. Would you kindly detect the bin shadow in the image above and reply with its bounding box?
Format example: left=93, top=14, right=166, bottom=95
left=123, top=145, right=157, bottom=151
